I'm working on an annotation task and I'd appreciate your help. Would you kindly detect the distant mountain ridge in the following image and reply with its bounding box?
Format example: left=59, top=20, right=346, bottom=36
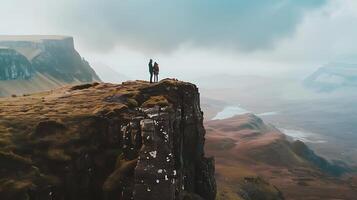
left=0, top=35, right=100, bottom=96
left=206, top=114, right=356, bottom=200
left=304, top=62, right=357, bottom=92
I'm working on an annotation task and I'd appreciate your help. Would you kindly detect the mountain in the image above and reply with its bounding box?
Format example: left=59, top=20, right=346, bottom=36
left=0, top=79, right=216, bottom=200
left=0, top=35, right=100, bottom=96
left=205, top=114, right=357, bottom=200
left=90, top=62, right=130, bottom=83
left=304, top=62, right=357, bottom=92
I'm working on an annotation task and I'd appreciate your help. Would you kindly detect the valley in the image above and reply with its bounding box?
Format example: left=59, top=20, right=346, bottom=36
left=199, top=74, right=357, bottom=166
left=204, top=114, right=357, bottom=200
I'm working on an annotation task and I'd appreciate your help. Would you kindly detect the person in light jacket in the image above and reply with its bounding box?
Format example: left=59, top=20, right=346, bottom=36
left=153, top=62, right=159, bottom=83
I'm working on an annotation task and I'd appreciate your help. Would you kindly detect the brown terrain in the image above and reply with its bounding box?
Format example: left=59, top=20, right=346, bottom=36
left=205, top=114, right=357, bottom=200
left=0, top=79, right=216, bottom=200
left=1, top=78, right=356, bottom=200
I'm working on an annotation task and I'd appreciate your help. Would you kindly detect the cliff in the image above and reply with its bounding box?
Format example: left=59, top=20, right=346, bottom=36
left=0, top=47, right=33, bottom=80
left=0, top=35, right=100, bottom=96
left=0, top=79, right=216, bottom=200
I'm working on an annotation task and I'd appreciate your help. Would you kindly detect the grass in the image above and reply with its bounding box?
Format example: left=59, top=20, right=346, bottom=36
left=46, top=148, right=71, bottom=162
left=0, top=179, right=32, bottom=200
left=216, top=186, right=244, bottom=200
left=0, top=80, right=192, bottom=198
left=141, top=95, right=169, bottom=108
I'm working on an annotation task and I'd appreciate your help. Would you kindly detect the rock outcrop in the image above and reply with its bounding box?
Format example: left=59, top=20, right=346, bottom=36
left=0, top=79, right=216, bottom=200
left=0, top=35, right=100, bottom=96
left=0, top=48, right=33, bottom=80
left=304, top=62, right=357, bottom=92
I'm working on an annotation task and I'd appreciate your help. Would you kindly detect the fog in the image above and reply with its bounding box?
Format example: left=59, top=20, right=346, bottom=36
left=1, top=0, right=357, bottom=81
left=1, top=0, right=357, bottom=171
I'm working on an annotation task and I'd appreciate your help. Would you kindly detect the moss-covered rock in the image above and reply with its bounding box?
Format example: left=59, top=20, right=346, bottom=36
left=0, top=79, right=216, bottom=200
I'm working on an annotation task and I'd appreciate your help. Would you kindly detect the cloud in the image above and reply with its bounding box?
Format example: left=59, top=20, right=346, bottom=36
left=256, top=0, right=357, bottom=65
left=78, top=0, right=357, bottom=80
left=8, top=0, right=354, bottom=80
left=48, top=0, right=327, bottom=53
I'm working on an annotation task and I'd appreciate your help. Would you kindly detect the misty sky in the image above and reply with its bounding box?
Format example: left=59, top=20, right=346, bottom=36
left=1, top=0, right=357, bottom=81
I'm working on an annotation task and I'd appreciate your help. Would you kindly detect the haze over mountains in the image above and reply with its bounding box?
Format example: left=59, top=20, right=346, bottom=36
left=304, top=62, right=357, bottom=92
left=90, top=62, right=130, bottom=84
left=198, top=65, right=357, bottom=168
left=1, top=34, right=357, bottom=200
left=0, top=35, right=100, bottom=96
left=2, top=0, right=357, bottom=199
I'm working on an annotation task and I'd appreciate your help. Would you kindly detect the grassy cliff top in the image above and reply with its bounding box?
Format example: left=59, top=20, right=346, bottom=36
left=0, top=79, right=195, bottom=151
left=0, top=35, right=72, bottom=42
left=0, top=79, right=191, bottom=119
left=0, top=79, right=200, bottom=199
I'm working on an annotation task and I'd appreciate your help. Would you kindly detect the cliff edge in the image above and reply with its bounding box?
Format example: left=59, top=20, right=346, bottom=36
left=0, top=79, right=216, bottom=200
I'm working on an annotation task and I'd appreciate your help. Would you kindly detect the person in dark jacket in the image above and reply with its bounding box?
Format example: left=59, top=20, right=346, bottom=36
left=153, top=62, right=159, bottom=83
left=148, top=59, right=153, bottom=83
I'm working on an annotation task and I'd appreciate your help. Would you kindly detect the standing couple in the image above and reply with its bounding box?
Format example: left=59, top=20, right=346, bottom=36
left=148, top=59, right=159, bottom=83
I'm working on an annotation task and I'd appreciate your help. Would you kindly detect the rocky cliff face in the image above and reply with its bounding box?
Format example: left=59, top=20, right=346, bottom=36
left=0, top=48, right=33, bottom=80
left=0, top=35, right=100, bottom=96
left=0, top=79, right=216, bottom=200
